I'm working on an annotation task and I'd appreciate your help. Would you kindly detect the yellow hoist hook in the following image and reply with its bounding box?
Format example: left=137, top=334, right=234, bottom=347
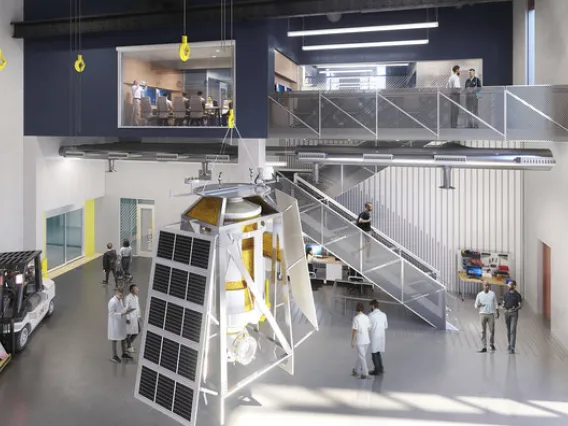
left=0, top=49, right=7, bottom=71
left=228, top=108, right=235, bottom=129
left=74, top=54, right=85, bottom=73
left=179, top=35, right=191, bottom=62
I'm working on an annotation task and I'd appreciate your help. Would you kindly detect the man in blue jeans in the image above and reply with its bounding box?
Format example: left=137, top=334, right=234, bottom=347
left=503, top=280, right=522, bottom=354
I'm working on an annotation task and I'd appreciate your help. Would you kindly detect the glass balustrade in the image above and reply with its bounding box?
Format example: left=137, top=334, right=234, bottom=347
left=274, top=176, right=447, bottom=329
left=269, top=85, right=568, bottom=141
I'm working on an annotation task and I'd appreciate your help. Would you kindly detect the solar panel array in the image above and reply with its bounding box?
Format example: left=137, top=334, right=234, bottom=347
left=135, top=230, right=215, bottom=426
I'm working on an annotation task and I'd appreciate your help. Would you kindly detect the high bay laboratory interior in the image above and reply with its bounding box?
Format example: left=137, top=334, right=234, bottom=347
left=2, top=0, right=568, bottom=425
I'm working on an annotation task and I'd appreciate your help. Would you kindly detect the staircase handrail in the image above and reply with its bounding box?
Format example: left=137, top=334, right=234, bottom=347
left=291, top=173, right=441, bottom=278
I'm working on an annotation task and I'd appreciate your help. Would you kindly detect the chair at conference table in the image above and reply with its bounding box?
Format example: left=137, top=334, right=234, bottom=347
left=173, top=97, right=188, bottom=126
left=156, top=96, right=171, bottom=126
left=189, top=96, right=206, bottom=126
left=140, top=97, right=157, bottom=126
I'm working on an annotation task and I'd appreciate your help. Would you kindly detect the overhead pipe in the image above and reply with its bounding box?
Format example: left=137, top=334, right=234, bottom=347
left=295, top=152, right=556, bottom=171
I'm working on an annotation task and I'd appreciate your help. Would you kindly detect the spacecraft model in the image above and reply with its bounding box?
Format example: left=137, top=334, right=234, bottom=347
left=134, top=183, right=318, bottom=426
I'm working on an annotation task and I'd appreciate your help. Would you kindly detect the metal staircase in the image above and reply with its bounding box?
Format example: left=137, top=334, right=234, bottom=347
left=274, top=172, right=448, bottom=330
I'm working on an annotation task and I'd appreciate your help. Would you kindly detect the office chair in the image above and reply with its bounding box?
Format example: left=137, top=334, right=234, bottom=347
left=140, top=97, right=157, bottom=126
left=189, top=96, right=205, bottom=126
left=156, top=96, right=170, bottom=126
left=173, top=97, right=188, bottom=126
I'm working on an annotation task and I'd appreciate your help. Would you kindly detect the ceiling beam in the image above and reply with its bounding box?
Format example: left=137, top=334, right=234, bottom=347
left=13, top=0, right=510, bottom=39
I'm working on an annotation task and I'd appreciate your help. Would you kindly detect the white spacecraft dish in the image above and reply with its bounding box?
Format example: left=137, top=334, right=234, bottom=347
left=134, top=183, right=318, bottom=426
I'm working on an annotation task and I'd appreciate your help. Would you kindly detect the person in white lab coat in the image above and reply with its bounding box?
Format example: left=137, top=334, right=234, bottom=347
left=351, top=302, right=371, bottom=379
left=108, top=288, right=134, bottom=363
left=125, top=284, right=142, bottom=353
left=368, top=299, right=388, bottom=375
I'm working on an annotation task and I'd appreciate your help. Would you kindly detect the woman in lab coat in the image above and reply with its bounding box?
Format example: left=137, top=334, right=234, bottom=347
left=125, top=284, right=142, bottom=353
left=368, top=299, right=388, bottom=375
left=108, top=288, right=134, bottom=363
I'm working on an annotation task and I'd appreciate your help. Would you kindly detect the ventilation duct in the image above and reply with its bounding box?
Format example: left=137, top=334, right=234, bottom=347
left=296, top=153, right=555, bottom=170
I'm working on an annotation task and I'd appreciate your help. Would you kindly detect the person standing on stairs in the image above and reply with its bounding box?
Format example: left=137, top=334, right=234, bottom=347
left=475, top=281, right=499, bottom=353
left=351, top=302, right=371, bottom=379
left=351, top=202, right=374, bottom=277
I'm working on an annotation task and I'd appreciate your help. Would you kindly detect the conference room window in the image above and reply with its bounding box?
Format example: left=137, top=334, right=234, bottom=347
left=117, top=41, right=235, bottom=128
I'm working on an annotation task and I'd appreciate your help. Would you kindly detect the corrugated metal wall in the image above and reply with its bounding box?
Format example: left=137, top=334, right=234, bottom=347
left=337, top=141, right=524, bottom=295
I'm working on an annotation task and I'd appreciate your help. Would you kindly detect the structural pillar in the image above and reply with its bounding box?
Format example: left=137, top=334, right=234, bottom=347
left=237, top=139, right=266, bottom=183
left=0, top=0, right=25, bottom=251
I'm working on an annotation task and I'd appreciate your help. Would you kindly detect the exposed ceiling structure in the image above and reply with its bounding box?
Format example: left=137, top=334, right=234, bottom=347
left=13, top=0, right=511, bottom=39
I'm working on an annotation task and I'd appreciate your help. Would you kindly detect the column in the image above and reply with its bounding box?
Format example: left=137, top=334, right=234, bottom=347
left=0, top=0, right=25, bottom=251
left=237, top=139, right=266, bottom=183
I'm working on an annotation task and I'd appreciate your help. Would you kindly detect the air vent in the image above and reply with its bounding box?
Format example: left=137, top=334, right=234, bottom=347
left=64, top=151, right=85, bottom=158
left=363, top=154, right=393, bottom=160
left=297, top=152, right=327, bottom=160
left=518, top=157, right=555, bottom=165
left=157, top=153, right=179, bottom=161
left=205, top=154, right=231, bottom=162
left=108, top=152, right=130, bottom=160
left=434, top=155, right=467, bottom=163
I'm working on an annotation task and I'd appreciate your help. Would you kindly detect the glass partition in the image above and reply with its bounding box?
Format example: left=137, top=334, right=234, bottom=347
left=118, top=41, right=234, bottom=128
left=46, top=208, right=84, bottom=270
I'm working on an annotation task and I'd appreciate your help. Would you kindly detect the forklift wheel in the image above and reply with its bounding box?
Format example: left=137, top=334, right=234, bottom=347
left=16, top=324, right=31, bottom=352
left=47, top=299, right=55, bottom=317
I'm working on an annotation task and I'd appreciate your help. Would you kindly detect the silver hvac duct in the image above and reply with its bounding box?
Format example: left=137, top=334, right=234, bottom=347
left=295, top=152, right=555, bottom=170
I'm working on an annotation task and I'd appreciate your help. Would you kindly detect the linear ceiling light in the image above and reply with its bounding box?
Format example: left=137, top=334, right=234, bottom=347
left=303, top=39, right=429, bottom=51
left=319, top=69, right=373, bottom=74
left=289, top=22, right=438, bottom=37
left=315, top=63, right=409, bottom=68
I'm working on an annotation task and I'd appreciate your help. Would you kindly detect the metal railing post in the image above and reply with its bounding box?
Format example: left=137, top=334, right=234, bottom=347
left=375, top=88, right=379, bottom=140
left=400, top=259, right=405, bottom=303
left=504, top=88, right=508, bottom=141
left=318, top=90, right=322, bottom=138
left=436, top=89, right=440, bottom=140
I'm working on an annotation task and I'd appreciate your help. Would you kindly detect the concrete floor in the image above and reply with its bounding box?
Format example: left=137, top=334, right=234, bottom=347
left=1, top=258, right=568, bottom=426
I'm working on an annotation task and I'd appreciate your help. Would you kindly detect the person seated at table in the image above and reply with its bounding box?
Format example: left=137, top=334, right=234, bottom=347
left=182, top=92, right=190, bottom=109
left=164, top=93, right=174, bottom=112
left=196, top=91, right=206, bottom=109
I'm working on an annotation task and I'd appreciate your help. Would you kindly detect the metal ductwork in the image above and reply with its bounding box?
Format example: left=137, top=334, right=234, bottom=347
left=294, top=145, right=555, bottom=171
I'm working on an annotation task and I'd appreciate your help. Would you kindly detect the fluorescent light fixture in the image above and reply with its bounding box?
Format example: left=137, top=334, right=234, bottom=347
left=265, top=161, right=287, bottom=167
left=303, top=39, right=429, bottom=51
left=315, top=62, right=408, bottom=68
left=319, top=69, right=373, bottom=74
left=289, top=22, right=438, bottom=37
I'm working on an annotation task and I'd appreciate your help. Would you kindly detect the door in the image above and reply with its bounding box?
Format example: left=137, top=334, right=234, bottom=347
left=542, top=242, right=551, bottom=322
left=137, top=205, right=155, bottom=257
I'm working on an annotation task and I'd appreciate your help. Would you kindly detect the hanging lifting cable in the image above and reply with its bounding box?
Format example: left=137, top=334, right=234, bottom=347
left=179, top=0, right=190, bottom=61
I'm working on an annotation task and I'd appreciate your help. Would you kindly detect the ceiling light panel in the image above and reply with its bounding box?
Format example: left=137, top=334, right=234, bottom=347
left=303, top=39, right=429, bottom=51
left=289, top=22, right=439, bottom=37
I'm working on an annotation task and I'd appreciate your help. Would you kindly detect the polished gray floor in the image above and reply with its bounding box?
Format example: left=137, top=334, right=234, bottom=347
left=1, top=258, right=568, bottom=426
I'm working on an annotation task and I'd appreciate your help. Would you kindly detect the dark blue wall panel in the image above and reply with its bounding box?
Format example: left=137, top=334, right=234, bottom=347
left=296, top=3, right=513, bottom=86
left=24, top=22, right=270, bottom=138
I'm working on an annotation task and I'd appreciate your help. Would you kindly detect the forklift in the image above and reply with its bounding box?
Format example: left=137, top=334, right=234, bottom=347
left=0, top=251, right=56, bottom=361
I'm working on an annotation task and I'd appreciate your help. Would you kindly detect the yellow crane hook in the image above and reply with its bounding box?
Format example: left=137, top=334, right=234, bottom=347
left=0, top=49, right=7, bottom=71
left=74, top=54, right=86, bottom=73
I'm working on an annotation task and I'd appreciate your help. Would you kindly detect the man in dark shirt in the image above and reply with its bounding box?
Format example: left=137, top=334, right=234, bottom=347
left=357, top=202, right=373, bottom=232
left=502, top=280, right=522, bottom=354
left=465, top=69, right=482, bottom=128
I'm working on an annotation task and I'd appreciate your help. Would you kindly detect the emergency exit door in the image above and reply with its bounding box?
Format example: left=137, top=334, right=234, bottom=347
left=136, top=205, right=155, bottom=257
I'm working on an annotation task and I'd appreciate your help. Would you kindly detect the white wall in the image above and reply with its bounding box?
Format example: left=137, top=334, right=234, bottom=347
left=416, top=59, right=483, bottom=88
left=520, top=0, right=568, bottom=346
left=339, top=156, right=524, bottom=295
left=24, top=137, right=106, bottom=252
left=0, top=0, right=24, bottom=251
left=97, top=161, right=240, bottom=253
